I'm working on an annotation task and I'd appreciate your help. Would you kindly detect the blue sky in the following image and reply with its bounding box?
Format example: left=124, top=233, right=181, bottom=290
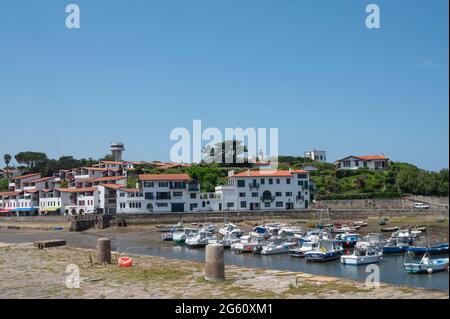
left=0, top=0, right=448, bottom=171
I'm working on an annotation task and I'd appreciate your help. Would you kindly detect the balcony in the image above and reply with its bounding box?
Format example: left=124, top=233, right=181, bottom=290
left=249, top=182, right=259, bottom=190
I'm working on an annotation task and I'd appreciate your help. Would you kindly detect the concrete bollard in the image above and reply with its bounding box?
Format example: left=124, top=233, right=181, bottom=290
left=97, top=237, right=111, bottom=264
left=204, top=244, right=225, bottom=281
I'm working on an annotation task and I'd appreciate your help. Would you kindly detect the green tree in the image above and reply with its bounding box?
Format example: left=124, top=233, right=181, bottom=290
left=14, top=151, right=48, bottom=172
left=0, top=178, right=8, bottom=191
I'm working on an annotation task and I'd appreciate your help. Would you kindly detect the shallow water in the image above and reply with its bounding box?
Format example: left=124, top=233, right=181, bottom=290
left=1, top=228, right=448, bottom=291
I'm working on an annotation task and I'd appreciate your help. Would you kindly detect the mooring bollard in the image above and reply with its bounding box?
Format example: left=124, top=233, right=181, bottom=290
left=204, top=244, right=225, bottom=281
left=97, top=237, right=111, bottom=264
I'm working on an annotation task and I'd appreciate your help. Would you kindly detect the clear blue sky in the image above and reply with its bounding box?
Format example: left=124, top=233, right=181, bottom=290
left=0, top=0, right=448, bottom=171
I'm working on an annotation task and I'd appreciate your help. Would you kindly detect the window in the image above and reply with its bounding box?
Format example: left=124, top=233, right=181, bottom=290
left=269, top=178, right=273, bottom=184
left=190, top=203, right=198, bottom=211
left=276, top=201, right=283, bottom=207
left=343, top=161, right=351, bottom=167
left=202, top=201, right=206, bottom=207
left=237, top=180, right=245, bottom=187
left=239, top=192, right=246, bottom=198
left=275, top=192, right=282, bottom=197
left=304, top=181, right=309, bottom=189
left=276, top=179, right=280, bottom=184
left=159, top=182, right=169, bottom=187
left=260, top=178, right=265, bottom=184
left=190, top=193, right=196, bottom=199
left=226, top=202, right=235, bottom=208
left=286, top=178, right=291, bottom=184
left=172, top=192, right=182, bottom=197
left=286, top=192, right=293, bottom=197
left=298, top=180, right=303, bottom=187
left=297, top=173, right=307, bottom=179
left=355, top=160, right=360, bottom=167
left=145, top=192, right=153, bottom=200
left=264, top=202, right=271, bottom=208
left=240, top=201, right=247, bottom=208
left=143, top=182, right=154, bottom=188
left=157, top=202, right=168, bottom=207
left=252, top=192, right=258, bottom=197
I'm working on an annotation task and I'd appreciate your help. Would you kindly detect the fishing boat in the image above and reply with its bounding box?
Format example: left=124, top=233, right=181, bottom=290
left=289, top=241, right=319, bottom=258
left=231, top=236, right=264, bottom=253
left=304, top=239, right=343, bottom=262
left=355, top=233, right=386, bottom=251
left=161, top=233, right=173, bottom=241
left=218, top=223, right=242, bottom=237
left=341, top=247, right=383, bottom=265
left=185, top=230, right=212, bottom=248
left=172, top=227, right=198, bottom=244
left=382, top=237, right=410, bottom=253
left=301, top=228, right=332, bottom=243
left=404, top=253, right=449, bottom=274
left=334, top=233, right=360, bottom=248
left=407, top=243, right=449, bottom=255
left=260, top=237, right=297, bottom=255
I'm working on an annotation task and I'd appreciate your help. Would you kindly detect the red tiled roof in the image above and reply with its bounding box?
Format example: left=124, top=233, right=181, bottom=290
left=99, top=184, right=126, bottom=190
left=28, top=176, right=55, bottom=183
left=82, top=167, right=119, bottom=172
left=230, top=170, right=307, bottom=178
left=57, top=187, right=98, bottom=193
left=12, top=173, right=41, bottom=180
left=357, top=155, right=388, bottom=160
left=84, top=176, right=126, bottom=183
left=138, top=174, right=190, bottom=181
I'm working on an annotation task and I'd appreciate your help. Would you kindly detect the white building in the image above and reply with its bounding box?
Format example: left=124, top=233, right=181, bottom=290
left=58, top=187, right=100, bottom=215
left=304, top=149, right=327, bottom=162
left=335, top=155, right=389, bottom=170
left=214, top=169, right=311, bottom=211
left=137, top=174, right=201, bottom=213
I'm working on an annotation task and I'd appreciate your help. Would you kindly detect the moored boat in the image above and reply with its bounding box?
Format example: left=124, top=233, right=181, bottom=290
left=334, top=233, right=360, bottom=248
left=407, top=243, right=449, bottom=255
left=304, top=239, right=343, bottom=262
left=356, top=233, right=386, bottom=251
left=185, top=230, right=212, bottom=248
left=382, top=237, right=409, bottom=253
left=341, top=247, right=383, bottom=265
left=289, top=241, right=319, bottom=258
left=404, top=253, right=449, bottom=274
left=172, top=227, right=198, bottom=244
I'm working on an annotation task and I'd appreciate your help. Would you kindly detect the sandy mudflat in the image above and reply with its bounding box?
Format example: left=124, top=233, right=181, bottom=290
left=0, top=243, right=447, bottom=299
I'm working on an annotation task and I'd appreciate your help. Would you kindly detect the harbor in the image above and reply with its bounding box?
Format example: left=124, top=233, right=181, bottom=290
left=0, top=214, right=448, bottom=296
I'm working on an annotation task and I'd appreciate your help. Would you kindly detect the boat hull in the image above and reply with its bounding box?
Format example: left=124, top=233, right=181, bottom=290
left=404, top=260, right=449, bottom=274
left=407, top=244, right=449, bottom=255
left=383, top=246, right=409, bottom=253
left=305, top=251, right=342, bottom=262
left=341, top=254, right=382, bottom=265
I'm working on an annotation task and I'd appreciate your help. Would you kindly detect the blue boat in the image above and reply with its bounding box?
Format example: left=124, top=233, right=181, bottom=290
left=334, top=233, right=360, bottom=248
left=404, top=253, right=449, bottom=274
left=305, top=239, right=343, bottom=262
left=382, top=238, right=409, bottom=253
left=407, top=243, right=449, bottom=255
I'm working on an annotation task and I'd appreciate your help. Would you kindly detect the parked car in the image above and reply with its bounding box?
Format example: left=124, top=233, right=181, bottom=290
left=414, top=203, right=429, bottom=209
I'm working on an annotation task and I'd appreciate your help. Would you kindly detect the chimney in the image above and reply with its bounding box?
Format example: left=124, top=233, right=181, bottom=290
left=246, top=169, right=250, bottom=176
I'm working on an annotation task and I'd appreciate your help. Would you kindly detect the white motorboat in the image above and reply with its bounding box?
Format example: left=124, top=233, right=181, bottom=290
left=231, top=235, right=263, bottom=253
left=199, top=222, right=217, bottom=233
left=260, top=237, right=297, bottom=255
left=289, top=241, right=319, bottom=258
left=249, top=226, right=270, bottom=239
left=304, top=239, right=343, bottom=262
left=218, top=223, right=242, bottom=237
left=356, top=233, right=386, bottom=251
left=341, top=247, right=383, bottom=265
left=209, top=233, right=240, bottom=248
left=173, top=227, right=198, bottom=244
left=185, top=230, right=212, bottom=248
